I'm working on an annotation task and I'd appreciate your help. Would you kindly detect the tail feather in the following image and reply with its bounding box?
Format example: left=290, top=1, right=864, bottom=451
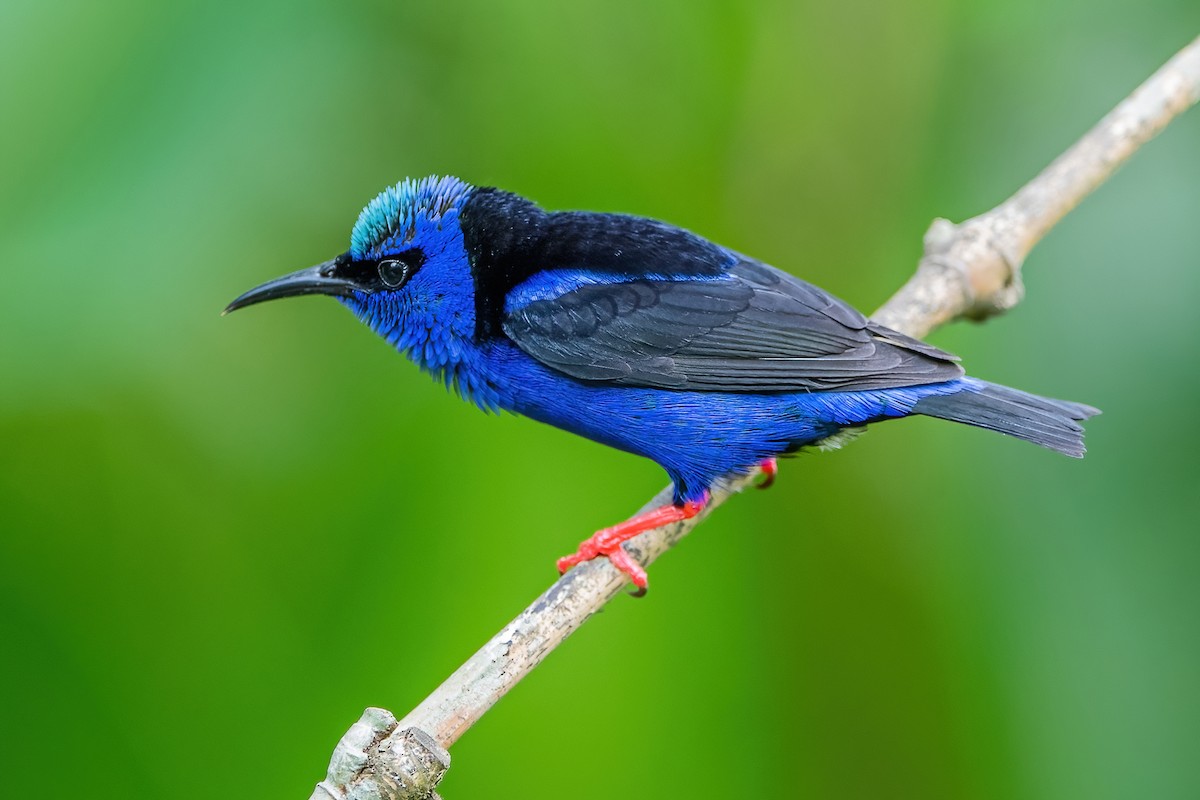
left=913, top=380, right=1100, bottom=457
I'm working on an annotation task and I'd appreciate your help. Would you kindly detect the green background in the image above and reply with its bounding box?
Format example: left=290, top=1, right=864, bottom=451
left=2, top=2, right=1198, bottom=798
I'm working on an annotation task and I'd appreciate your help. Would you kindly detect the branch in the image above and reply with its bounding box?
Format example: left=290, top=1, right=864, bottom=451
left=873, top=36, right=1200, bottom=337
left=309, top=36, right=1200, bottom=800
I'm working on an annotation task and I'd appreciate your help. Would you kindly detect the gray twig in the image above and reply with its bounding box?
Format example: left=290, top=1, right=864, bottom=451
left=309, top=35, right=1200, bottom=800
left=873, top=37, right=1200, bottom=338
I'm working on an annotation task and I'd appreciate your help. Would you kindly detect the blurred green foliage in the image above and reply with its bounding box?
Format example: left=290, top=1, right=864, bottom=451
left=2, top=2, right=1198, bottom=798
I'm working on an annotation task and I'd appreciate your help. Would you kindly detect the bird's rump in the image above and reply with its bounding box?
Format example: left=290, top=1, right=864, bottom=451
left=503, top=258, right=965, bottom=393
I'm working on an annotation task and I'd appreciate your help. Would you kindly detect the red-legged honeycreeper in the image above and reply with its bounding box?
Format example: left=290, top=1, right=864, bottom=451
left=226, top=176, right=1098, bottom=593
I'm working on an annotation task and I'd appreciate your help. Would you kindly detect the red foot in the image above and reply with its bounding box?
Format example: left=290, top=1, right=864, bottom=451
left=757, top=458, right=778, bottom=489
left=556, top=494, right=710, bottom=595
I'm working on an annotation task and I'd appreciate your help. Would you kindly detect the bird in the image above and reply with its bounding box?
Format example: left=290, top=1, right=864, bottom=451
left=226, top=175, right=1098, bottom=594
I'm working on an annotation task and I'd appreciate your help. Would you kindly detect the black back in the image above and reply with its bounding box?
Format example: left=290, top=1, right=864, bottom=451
left=462, top=188, right=964, bottom=394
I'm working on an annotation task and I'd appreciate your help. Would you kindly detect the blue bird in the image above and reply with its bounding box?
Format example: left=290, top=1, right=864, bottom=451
left=227, top=175, right=1098, bottom=593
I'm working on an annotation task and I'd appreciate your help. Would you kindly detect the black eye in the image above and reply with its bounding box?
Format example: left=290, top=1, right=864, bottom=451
left=376, top=249, right=425, bottom=289
left=377, top=259, right=409, bottom=288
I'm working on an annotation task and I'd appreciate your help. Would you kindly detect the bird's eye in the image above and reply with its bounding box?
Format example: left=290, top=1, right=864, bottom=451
left=378, top=259, right=409, bottom=288
left=375, top=249, right=426, bottom=290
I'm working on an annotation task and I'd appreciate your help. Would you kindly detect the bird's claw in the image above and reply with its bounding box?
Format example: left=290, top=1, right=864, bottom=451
left=757, top=457, right=778, bottom=489
left=555, top=495, right=709, bottom=597
left=607, top=546, right=649, bottom=595
left=557, top=540, right=650, bottom=595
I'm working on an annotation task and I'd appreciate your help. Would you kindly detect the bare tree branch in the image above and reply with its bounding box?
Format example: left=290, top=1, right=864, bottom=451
left=309, top=35, right=1200, bottom=800
left=873, top=36, right=1200, bottom=338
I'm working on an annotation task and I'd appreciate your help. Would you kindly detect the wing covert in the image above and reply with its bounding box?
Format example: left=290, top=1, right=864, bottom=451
left=502, top=258, right=963, bottom=393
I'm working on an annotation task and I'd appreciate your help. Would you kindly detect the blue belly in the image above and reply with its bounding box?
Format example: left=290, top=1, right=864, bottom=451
left=473, top=342, right=972, bottom=503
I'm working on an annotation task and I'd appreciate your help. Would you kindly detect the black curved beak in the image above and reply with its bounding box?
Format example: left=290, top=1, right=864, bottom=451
left=223, top=259, right=359, bottom=315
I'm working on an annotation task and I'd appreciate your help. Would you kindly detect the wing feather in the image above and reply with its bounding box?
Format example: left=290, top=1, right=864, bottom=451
left=502, top=257, right=963, bottom=393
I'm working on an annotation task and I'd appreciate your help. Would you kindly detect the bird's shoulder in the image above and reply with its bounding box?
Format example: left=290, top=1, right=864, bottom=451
left=460, top=188, right=736, bottom=337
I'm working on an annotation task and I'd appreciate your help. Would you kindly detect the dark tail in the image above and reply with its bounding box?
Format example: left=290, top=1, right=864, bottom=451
left=913, top=380, right=1100, bottom=457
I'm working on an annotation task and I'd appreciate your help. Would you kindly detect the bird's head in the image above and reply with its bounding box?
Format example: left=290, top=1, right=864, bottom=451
left=226, top=175, right=478, bottom=349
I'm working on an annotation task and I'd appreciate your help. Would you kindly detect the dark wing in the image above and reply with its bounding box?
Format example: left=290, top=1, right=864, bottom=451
left=502, top=258, right=964, bottom=393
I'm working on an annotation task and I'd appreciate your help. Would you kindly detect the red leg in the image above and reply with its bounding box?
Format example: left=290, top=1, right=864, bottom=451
left=556, top=494, right=709, bottom=594
left=757, top=457, right=778, bottom=489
